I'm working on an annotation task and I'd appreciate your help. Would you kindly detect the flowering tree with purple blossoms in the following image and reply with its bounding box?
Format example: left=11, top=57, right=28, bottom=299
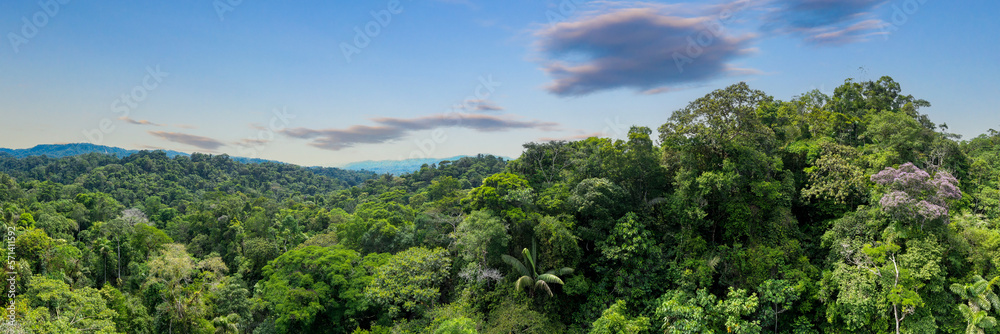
left=871, top=162, right=962, bottom=227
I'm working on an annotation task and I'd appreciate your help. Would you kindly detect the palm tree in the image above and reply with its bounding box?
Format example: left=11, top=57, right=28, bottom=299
left=957, top=304, right=996, bottom=334
left=96, top=238, right=115, bottom=286
left=213, top=313, right=241, bottom=334
left=951, top=275, right=1000, bottom=334
left=501, top=242, right=573, bottom=297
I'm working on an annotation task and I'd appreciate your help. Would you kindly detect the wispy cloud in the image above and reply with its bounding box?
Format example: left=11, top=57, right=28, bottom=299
left=535, top=3, right=756, bottom=96
left=371, top=113, right=558, bottom=132
left=149, top=131, right=226, bottom=150
left=284, top=113, right=559, bottom=151
left=454, top=99, right=504, bottom=112
left=235, top=138, right=270, bottom=146
left=119, top=116, right=163, bottom=126
left=763, top=0, right=889, bottom=44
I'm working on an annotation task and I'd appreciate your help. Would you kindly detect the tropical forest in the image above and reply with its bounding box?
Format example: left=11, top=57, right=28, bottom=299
left=2, top=77, right=1000, bottom=333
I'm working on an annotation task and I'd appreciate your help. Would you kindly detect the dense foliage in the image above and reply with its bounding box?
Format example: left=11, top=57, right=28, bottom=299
left=3, top=77, right=1000, bottom=333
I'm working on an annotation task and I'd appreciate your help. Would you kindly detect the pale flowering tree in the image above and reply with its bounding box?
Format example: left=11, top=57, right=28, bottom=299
left=871, top=162, right=961, bottom=227
left=869, top=163, right=959, bottom=332
left=822, top=163, right=958, bottom=333
left=458, top=262, right=504, bottom=285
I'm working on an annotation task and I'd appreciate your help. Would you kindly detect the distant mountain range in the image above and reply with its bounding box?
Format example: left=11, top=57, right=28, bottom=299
left=0, top=143, right=510, bottom=175
left=0, top=143, right=277, bottom=164
left=339, top=155, right=511, bottom=175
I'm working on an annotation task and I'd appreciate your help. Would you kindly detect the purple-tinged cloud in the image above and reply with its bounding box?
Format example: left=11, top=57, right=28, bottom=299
left=764, top=0, right=889, bottom=44
left=120, top=117, right=163, bottom=126
left=149, top=131, right=225, bottom=150
left=236, top=138, right=270, bottom=146
left=371, top=114, right=558, bottom=132
left=284, top=125, right=404, bottom=151
left=283, top=113, right=559, bottom=151
left=536, top=5, right=756, bottom=96
left=460, top=99, right=505, bottom=112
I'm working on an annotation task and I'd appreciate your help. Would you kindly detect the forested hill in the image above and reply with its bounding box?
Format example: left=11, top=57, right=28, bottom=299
left=4, top=76, right=1000, bottom=333
left=0, top=143, right=277, bottom=164
left=0, top=151, right=377, bottom=207
left=0, top=143, right=505, bottom=175
left=0, top=143, right=183, bottom=159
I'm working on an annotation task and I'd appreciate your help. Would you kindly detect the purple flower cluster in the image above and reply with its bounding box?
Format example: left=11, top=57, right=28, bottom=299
left=871, top=163, right=932, bottom=192
left=931, top=171, right=962, bottom=200
left=879, top=191, right=914, bottom=209
left=916, top=200, right=948, bottom=221
left=870, top=163, right=962, bottom=225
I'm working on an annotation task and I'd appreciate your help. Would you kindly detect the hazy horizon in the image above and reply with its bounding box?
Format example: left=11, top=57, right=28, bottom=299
left=3, top=0, right=997, bottom=166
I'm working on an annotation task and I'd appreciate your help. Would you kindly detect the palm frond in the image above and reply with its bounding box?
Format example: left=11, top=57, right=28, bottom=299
left=975, top=295, right=991, bottom=311
left=707, top=255, right=721, bottom=270
left=532, top=239, right=538, bottom=268
left=515, top=276, right=534, bottom=292
left=537, top=273, right=565, bottom=285
left=536, top=280, right=553, bottom=297
left=987, top=291, right=1000, bottom=312
left=959, top=303, right=974, bottom=320
left=502, top=254, right=531, bottom=277
left=972, top=280, right=989, bottom=296
left=952, top=283, right=969, bottom=299
left=980, top=316, right=996, bottom=329
left=521, top=248, right=537, bottom=276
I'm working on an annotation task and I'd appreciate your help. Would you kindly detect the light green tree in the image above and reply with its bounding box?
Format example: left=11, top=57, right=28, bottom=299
left=756, top=279, right=801, bottom=334
left=143, top=243, right=215, bottom=334
left=656, top=288, right=761, bottom=334
left=253, top=245, right=366, bottom=333
left=590, top=300, right=650, bottom=334
left=455, top=210, right=510, bottom=267
left=435, top=317, right=479, bottom=334
left=365, top=247, right=452, bottom=318
left=21, top=275, right=119, bottom=334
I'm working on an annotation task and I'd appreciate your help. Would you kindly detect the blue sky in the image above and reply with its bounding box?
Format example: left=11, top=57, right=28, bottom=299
left=1, top=0, right=997, bottom=166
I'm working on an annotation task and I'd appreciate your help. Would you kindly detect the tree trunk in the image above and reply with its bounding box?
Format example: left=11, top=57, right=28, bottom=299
left=891, top=253, right=902, bottom=334
left=894, top=304, right=900, bottom=334
left=116, top=238, right=121, bottom=285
